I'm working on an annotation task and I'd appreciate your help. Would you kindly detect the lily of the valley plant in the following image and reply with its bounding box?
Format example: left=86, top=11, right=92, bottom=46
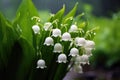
left=0, top=0, right=97, bottom=80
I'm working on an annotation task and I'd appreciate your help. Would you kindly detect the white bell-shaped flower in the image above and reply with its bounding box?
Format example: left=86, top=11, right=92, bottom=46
left=69, top=25, right=78, bottom=32
left=70, top=64, right=83, bottom=73
left=36, top=59, right=46, bottom=69
left=43, top=22, right=52, bottom=31
left=32, top=25, right=40, bottom=34
left=75, top=37, right=86, bottom=47
left=81, top=55, right=89, bottom=64
left=69, top=48, right=79, bottom=57
left=75, top=55, right=89, bottom=65
left=75, top=56, right=81, bottom=64
left=57, top=54, right=67, bottom=63
left=84, top=40, right=95, bottom=49
left=52, top=28, right=61, bottom=37
left=53, top=43, right=63, bottom=53
left=84, top=48, right=92, bottom=56
left=44, top=37, right=54, bottom=46
left=61, top=32, right=72, bottom=41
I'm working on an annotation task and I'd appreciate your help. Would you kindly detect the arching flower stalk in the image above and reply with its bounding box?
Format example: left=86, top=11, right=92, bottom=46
left=69, top=24, right=78, bottom=32
left=43, top=22, right=53, bottom=31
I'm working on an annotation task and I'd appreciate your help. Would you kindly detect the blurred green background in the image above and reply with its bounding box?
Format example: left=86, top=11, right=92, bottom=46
left=0, top=0, right=120, bottom=71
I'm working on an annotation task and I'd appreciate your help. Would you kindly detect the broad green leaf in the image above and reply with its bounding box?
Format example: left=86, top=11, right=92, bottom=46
left=16, top=37, right=35, bottom=80
left=11, top=0, right=38, bottom=79
left=13, top=0, right=39, bottom=45
left=0, top=12, right=15, bottom=67
left=53, top=64, right=68, bottom=80
left=4, top=36, right=35, bottom=80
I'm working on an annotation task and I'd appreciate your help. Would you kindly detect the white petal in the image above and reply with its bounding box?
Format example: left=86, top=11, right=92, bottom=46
left=62, top=32, right=72, bottom=41
left=53, top=43, right=63, bottom=53
left=84, top=48, right=92, bottom=56
left=52, top=28, right=61, bottom=37
left=43, top=22, right=52, bottom=31
left=57, top=54, right=67, bottom=63
left=37, top=59, right=46, bottom=69
left=84, top=40, right=95, bottom=49
left=75, top=55, right=89, bottom=65
left=69, top=25, right=78, bottom=32
left=32, top=25, right=40, bottom=34
left=73, top=64, right=83, bottom=73
left=69, top=48, right=79, bottom=57
left=75, top=37, right=86, bottom=46
left=44, top=37, right=54, bottom=46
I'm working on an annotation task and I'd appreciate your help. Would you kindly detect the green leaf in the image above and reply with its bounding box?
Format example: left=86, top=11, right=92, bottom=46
left=13, top=0, right=39, bottom=45
left=53, top=64, right=68, bottom=80
left=61, top=2, right=78, bottom=32
left=5, top=36, right=35, bottom=80
left=16, top=37, right=35, bottom=80
left=63, top=2, right=78, bottom=20
left=0, top=12, right=15, bottom=67
left=49, top=5, right=65, bottom=28
left=61, top=17, right=73, bottom=33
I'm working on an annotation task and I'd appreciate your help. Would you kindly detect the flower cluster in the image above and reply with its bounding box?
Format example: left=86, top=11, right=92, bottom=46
left=32, top=22, right=95, bottom=73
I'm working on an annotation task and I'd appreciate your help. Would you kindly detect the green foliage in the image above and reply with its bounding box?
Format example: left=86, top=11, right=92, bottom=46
left=0, top=13, right=15, bottom=67
left=13, top=0, right=39, bottom=45
left=88, top=12, right=120, bottom=68
left=64, top=2, right=78, bottom=20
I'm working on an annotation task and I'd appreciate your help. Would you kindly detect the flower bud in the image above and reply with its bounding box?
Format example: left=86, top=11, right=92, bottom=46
left=32, top=25, right=40, bottom=34
left=43, top=22, right=52, bottom=31
left=69, top=25, right=78, bottom=32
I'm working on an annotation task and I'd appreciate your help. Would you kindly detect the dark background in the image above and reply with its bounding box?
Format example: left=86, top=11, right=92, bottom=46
left=0, top=0, right=120, bottom=20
